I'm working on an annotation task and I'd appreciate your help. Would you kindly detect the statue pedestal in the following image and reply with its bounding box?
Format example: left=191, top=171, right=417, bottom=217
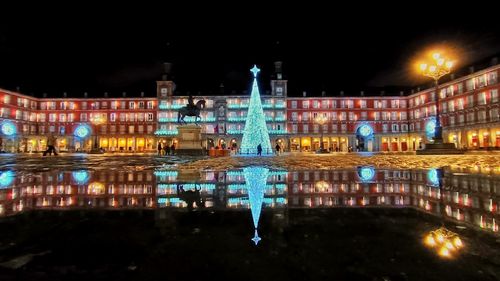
left=176, top=125, right=204, bottom=156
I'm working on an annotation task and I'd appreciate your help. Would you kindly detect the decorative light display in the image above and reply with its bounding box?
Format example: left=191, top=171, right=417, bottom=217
left=0, top=170, right=15, bottom=188
left=244, top=166, right=269, bottom=245
left=154, top=130, right=178, bottom=136
left=426, top=118, right=436, bottom=139
left=74, top=124, right=91, bottom=139
left=240, top=65, right=272, bottom=154
left=358, top=124, right=373, bottom=137
left=0, top=121, right=17, bottom=136
left=424, top=227, right=463, bottom=258
left=427, top=169, right=440, bottom=186
left=358, top=166, right=375, bottom=181
left=72, top=170, right=90, bottom=185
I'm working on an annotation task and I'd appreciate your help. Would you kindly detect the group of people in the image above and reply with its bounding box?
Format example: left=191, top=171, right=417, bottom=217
left=43, top=134, right=58, bottom=156
left=157, top=142, right=176, bottom=156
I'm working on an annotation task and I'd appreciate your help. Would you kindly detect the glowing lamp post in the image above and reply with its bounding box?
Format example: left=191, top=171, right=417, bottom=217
left=418, top=52, right=454, bottom=144
left=314, top=114, right=328, bottom=153
left=89, top=114, right=106, bottom=153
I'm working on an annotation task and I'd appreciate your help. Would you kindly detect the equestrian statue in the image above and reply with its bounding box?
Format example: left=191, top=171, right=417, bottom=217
left=177, top=94, right=206, bottom=125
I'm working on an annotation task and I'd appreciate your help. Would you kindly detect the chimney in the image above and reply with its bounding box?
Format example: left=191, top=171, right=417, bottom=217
left=15, top=86, right=20, bottom=92
left=411, top=89, right=415, bottom=94
left=417, top=87, right=420, bottom=92
left=104, top=92, right=108, bottom=98
left=400, top=91, right=404, bottom=96
left=63, top=92, right=67, bottom=98
left=321, top=91, right=326, bottom=97
left=450, top=73, right=455, bottom=80
left=122, top=92, right=126, bottom=97
left=162, top=62, right=173, bottom=81
left=340, top=91, right=344, bottom=96
left=43, top=92, right=47, bottom=98
left=219, top=83, right=224, bottom=94
left=469, top=66, right=475, bottom=74
left=491, top=57, right=498, bottom=66
left=140, top=91, right=144, bottom=97
left=302, top=91, right=307, bottom=97
left=84, top=92, right=88, bottom=98
left=380, top=90, right=385, bottom=96
left=360, top=91, right=364, bottom=96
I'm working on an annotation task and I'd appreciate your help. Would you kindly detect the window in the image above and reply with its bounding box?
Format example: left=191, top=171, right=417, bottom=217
left=59, top=114, right=66, bottom=122
left=292, top=112, right=298, bottom=121
left=449, top=116, right=455, bottom=126
left=138, top=125, right=144, bottom=133
left=3, top=95, right=10, bottom=104
left=391, top=100, right=398, bottom=108
left=303, top=124, right=308, bottom=133
left=467, top=112, right=475, bottom=123
left=391, top=112, right=397, bottom=120
left=487, top=71, right=498, bottom=84
left=111, top=101, right=118, bottom=109
left=340, top=112, right=346, bottom=121
left=160, top=88, right=168, bottom=96
left=348, top=112, right=355, bottom=121
left=110, top=113, right=116, bottom=122
left=49, top=113, right=56, bottom=122
left=313, top=100, right=319, bottom=108
left=374, top=112, right=380, bottom=120
left=457, top=98, right=464, bottom=110
left=68, top=114, right=74, bottom=122
left=321, top=100, right=328, bottom=109
left=360, top=100, right=367, bottom=108
left=361, top=112, right=367, bottom=120
left=491, top=89, right=498, bottom=103
left=382, top=124, right=388, bottom=133
left=490, top=108, right=499, bottom=121
left=129, top=102, right=135, bottom=109
left=120, top=101, right=126, bottom=109
left=102, top=102, right=107, bottom=108
left=128, top=125, right=135, bottom=134
left=478, top=92, right=486, bottom=105
left=80, top=113, right=87, bottom=121
left=392, top=124, right=399, bottom=132
left=119, top=125, right=126, bottom=133
left=138, top=101, right=144, bottom=109
left=401, top=124, right=408, bottom=132
left=341, top=124, right=347, bottom=132
left=292, top=124, right=298, bottom=133
left=119, top=113, right=126, bottom=122
left=466, top=79, right=475, bottom=91
left=291, top=101, right=297, bottom=109
left=302, top=112, right=309, bottom=121
left=147, top=125, right=153, bottom=133
left=467, top=95, right=474, bottom=108
left=69, top=102, right=75, bottom=110
left=347, top=100, right=353, bottom=108
left=313, top=124, right=319, bottom=133
left=448, top=100, right=455, bottom=112
left=147, top=113, right=154, bottom=121
left=478, top=111, right=486, bottom=121
left=82, top=102, right=87, bottom=110
left=276, top=87, right=283, bottom=95
left=138, top=113, right=144, bottom=122
left=458, top=114, right=464, bottom=124
left=302, top=101, right=309, bottom=109
left=147, top=101, right=154, bottom=109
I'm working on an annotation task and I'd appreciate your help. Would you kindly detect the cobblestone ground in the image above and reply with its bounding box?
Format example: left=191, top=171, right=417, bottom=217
left=0, top=152, right=498, bottom=172
left=180, top=152, right=500, bottom=172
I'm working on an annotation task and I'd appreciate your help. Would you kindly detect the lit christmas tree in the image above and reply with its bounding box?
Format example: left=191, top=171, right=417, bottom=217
left=240, top=65, right=272, bottom=154
left=244, top=166, right=269, bottom=245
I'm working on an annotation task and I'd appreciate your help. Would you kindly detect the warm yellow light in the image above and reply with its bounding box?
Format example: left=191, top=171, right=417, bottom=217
left=420, top=63, right=428, bottom=71
left=432, top=53, right=441, bottom=60
left=429, top=65, right=437, bottom=73
left=438, top=246, right=451, bottom=258
left=437, top=58, right=444, bottom=66
left=424, top=234, right=436, bottom=247
left=436, top=233, right=445, bottom=243
left=453, top=237, right=463, bottom=248
left=445, top=241, right=455, bottom=250
left=445, top=61, right=453, bottom=69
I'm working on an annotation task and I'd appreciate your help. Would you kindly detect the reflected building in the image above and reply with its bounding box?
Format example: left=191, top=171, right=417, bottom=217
left=0, top=168, right=498, bottom=234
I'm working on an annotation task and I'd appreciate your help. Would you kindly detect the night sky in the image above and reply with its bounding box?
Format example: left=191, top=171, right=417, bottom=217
left=1, top=5, right=500, bottom=97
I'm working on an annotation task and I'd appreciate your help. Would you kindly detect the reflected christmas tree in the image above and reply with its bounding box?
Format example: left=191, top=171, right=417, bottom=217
left=243, top=166, right=269, bottom=245
left=240, top=65, right=272, bottom=154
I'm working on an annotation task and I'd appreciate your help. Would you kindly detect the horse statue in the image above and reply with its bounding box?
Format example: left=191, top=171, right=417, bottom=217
left=177, top=99, right=206, bottom=125
left=176, top=184, right=205, bottom=210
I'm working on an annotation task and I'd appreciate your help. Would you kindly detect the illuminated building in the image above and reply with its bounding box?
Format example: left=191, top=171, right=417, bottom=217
left=0, top=60, right=498, bottom=152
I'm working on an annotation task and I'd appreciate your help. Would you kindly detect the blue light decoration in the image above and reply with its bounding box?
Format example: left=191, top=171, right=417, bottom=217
left=240, top=65, right=272, bottom=154
left=426, top=118, right=436, bottom=139
left=72, top=170, right=90, bottom=185
left=244, top=166, right=269, bottom=245
left=0, top=170, right=15, bottom=188
left=0, top=121, right=17, bottom=136
left=357, top=124, right=373, bottom=137
left=358, top=166, right=375, bottom=182
left=427, top=169, right=440, bottom=186
left=74, top=124, right=91, bottom=139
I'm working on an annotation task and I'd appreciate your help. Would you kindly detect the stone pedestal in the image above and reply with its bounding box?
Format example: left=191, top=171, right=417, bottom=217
left=416, top=142, right=464, bottom=155
left=176, top=125, right=204, bottom=155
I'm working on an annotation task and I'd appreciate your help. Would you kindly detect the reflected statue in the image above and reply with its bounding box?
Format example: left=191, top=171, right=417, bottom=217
left=177, top=184, right=205, bottom=210
left=177, top=95, right=206, bottom=125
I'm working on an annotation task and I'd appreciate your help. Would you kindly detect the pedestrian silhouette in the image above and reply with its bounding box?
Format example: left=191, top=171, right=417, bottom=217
left=257, top=144, right=262, bottom=156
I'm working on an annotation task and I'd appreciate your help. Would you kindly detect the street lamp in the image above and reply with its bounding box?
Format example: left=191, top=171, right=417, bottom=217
left=314, top=114, right=328, bottom=153
left=89, top=114, right=105, bottom=153
left=418, top=52, right=454, bottom=144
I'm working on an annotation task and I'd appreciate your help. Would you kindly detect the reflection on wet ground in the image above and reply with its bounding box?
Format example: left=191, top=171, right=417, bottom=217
left=0, top=159, right=499, bottom=280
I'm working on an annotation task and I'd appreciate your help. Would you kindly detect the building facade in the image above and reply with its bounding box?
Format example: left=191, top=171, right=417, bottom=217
left=0, top=62, right=498, bottom=153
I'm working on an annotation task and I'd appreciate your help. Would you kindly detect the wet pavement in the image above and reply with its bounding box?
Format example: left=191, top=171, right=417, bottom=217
left=0, top=155, right=499, bottom=280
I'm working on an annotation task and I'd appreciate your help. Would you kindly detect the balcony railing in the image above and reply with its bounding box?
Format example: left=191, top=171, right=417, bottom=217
left=158, top=117, right=216, bottom=122
left=154, top=130, right=178, bottom=136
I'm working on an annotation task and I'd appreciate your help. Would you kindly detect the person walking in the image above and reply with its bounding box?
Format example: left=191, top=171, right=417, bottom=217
left=170, top=143, right=176, bottom=155
left=43, top=134, right=58, bottom=156
left=257, top=144, right=262, bottom=156
left=157, top=142, right=162, bottom=155
left=275, top=143, right=281, bottom=155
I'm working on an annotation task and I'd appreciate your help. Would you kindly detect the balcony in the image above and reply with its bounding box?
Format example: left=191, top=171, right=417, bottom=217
left=158, top=117, right=216, bottom=123
left=154, top=130, right=178, bottom=136
left=159, top=104, right=184, bottom=110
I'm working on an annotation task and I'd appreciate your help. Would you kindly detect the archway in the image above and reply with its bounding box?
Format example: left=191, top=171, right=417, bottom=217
left=356, top=124, right=374, bottom=152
